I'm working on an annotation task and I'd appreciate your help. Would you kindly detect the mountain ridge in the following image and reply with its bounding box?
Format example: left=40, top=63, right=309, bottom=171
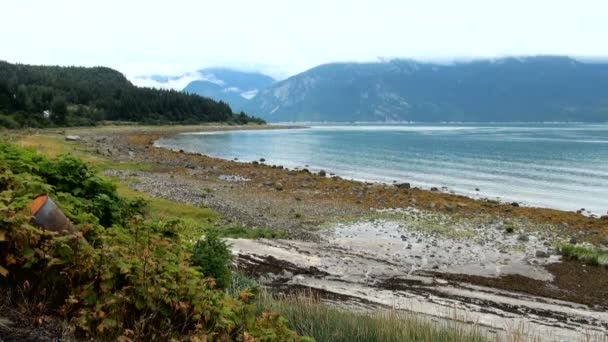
left=244, top=56, right=608, bottom=122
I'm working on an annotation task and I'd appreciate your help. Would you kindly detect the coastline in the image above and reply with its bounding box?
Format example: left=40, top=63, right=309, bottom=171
left=83, top=124, right=607, bottom=243
left=155, top=123, right=608, bottom=218
left=16, top=124, right=608, bottom=340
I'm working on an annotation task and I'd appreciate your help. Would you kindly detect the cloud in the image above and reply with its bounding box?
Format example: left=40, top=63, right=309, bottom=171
left=3, top=0, right=608, bottom=79
left=129, top=70, right=230, bottom=90
left=130, top=72, right=203, bottom=90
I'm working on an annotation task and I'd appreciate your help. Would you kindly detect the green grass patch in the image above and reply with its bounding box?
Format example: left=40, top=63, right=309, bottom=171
left=227, top=273, right=488, bottom=342
left=96, top=160, right=155, bottom=172
left=115, top=181, right=287, bottom=241
left=559, top=244, right=608, bottom=267
left=254, top=291, right=487, bottom=342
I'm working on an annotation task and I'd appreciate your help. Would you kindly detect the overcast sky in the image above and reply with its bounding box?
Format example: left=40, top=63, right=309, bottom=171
left=2, top=0, right=607, bottom=80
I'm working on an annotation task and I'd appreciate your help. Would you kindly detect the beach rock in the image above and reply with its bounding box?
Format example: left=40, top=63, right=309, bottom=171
left=252, top=161, right=259, bottom=165
left=260, top=158, right=266, bottom=162
left=275, top=183, right=284, bottom=191
left=318, top=170, right=327, bottom=177
left=511, top=202, right=520, bottom=207
left=600, top=215, right=608, bottom=220
left=518, top=234, right=529, bottom=242
left=535, top=250, right=549, bottom=258
left=569, top=237, right=578, bottom=245
left=64, top=135, right=80, bottom=141
left=395, top=183, right=411, bottom=189
left=430, top=187, right=439, bottom=192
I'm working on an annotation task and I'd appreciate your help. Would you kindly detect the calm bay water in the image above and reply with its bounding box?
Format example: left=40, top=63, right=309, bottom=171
left=156, top=124, right=608, bottom=215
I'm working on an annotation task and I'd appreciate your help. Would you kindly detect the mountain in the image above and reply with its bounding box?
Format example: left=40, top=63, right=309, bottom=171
left=183, top=68, right=275, bottom=112
left=0, top=61, right=264, bottom=128
left=245, top=56, right=608, bottom=122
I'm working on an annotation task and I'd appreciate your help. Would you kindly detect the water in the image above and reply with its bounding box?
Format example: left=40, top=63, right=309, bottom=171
left=155, top=124, right=608, bottom=215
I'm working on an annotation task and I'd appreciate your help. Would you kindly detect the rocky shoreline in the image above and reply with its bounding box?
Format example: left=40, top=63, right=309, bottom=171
left=74, top=125, right=607, bottom=242
left=66, top=124, right=608, bottom=341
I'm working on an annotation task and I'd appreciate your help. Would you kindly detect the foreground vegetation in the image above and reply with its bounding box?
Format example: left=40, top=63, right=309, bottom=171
left=0, top=142, right=303, bottom=340
left=254, top=292, right=487, bottom=342
left=0, top=61, right=264, bottom=128
left=227, top=274, right=488, bottom=342
left=559, top=244, right=608, bottom=267
left=0, top=136, right=492, bottom=341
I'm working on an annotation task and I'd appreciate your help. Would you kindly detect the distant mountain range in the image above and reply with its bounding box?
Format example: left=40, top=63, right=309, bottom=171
left=134, top=68, right=275, bottom=112
left=243, top=56, right=608, bottom=122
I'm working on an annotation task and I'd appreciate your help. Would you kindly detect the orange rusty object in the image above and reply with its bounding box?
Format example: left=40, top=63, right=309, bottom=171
left=28, top=195, right=77, bottom=234
left=29, top=195, right=48, bottom=216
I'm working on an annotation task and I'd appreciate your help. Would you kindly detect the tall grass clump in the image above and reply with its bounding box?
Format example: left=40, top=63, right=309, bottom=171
left=559, top=244, right=608, bottom=267
left=251, top=290, right=488, bottom=342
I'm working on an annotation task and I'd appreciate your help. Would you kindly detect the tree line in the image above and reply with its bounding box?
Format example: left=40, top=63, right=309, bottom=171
left=0, top=61, right=265, bottom=128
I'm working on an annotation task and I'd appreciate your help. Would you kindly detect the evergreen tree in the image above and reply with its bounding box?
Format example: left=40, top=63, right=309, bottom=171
left=0, top=61, right=265, bottom=128
left=50, top=96, right=67, bottom=125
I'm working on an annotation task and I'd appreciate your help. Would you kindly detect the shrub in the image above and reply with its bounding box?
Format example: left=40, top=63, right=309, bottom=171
left=0, top=114, right=19, bottom=129
left=0, top=142, right=305, bottom=340
left=191, top=230, right=233, bottom=289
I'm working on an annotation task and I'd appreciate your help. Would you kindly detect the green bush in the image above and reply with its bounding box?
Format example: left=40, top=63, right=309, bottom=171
left=0, top=114, right=19, bottom=129
left=0, top=142, right=305, bottom=341
left=191, top=230, right=233, bottom=289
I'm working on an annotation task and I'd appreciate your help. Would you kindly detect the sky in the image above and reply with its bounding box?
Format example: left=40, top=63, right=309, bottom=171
left=2, top=0, right=608, bottom=82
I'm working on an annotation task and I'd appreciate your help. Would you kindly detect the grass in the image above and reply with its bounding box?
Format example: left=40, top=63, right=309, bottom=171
left=559, top=244, right=608, bottom=267
left=15, top=133, right=154, bottom=172
left=253, top=290, right=488, bottom=342
left=227, top=273, right=489, bottom=342
left=115, top=181, right=288, bottom=240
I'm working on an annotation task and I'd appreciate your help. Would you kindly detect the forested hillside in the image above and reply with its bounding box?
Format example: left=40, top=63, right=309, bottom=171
left=0, top=61, right=264, bottom=128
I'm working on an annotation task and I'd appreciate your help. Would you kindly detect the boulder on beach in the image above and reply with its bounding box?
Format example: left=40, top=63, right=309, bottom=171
left=64, top=135, right=80, bottom=141
left=395, top=183, right=411, bottom=189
